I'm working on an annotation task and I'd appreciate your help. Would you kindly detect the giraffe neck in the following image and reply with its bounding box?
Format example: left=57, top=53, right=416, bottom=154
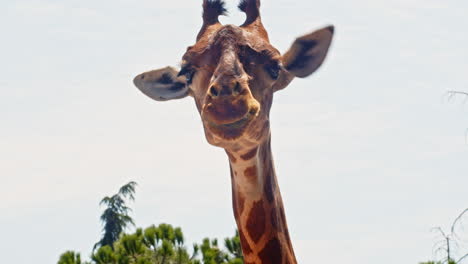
left=227, top=135, right=297, bottom=264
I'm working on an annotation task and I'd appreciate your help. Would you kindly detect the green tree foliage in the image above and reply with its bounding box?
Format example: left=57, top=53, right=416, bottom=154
left=199, top=238, right=228, bottom=264
left=419, top=261, right=456, bottom=264
left=94, top=181, right=137, bottom=250
left=85, top=224, right=242, bottom=264
left=195, top=230, right=243, bottom=264
left=92, top=246, right=117, bottom=264
left=58, top=251, right=91, bottom=264
left=224, top=231, right=242, bottom=260
left=57, top=181, right=244, bottom=264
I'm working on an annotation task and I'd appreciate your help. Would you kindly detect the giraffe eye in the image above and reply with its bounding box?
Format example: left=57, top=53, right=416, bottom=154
left=265, top=62, right=281, bottom=80
left=178, top=66, right=196, bottom=84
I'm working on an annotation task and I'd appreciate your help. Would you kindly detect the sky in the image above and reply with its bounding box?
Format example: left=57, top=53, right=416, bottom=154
left=1, top=0, right=468, bottom=263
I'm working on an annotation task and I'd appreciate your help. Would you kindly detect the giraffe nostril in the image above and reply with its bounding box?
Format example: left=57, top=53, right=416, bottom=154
left=140, top=74, right=145, bottom=80
left=210, top=86, right=219, bottom=97
left=233, top=82, right=242, bottom=95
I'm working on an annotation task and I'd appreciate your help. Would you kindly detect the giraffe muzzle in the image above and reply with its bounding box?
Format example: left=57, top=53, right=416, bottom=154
left=202, top=98, right=260, bottom=140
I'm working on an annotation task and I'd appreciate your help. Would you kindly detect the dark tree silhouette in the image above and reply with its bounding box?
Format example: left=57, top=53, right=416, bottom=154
left=58, top=180, right=244, bottom=264
left=93, top=181, right=137, bottom=251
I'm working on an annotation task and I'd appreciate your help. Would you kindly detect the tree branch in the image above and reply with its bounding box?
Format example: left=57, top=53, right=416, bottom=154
left=452, top=208, right=468, bottom=234
left=457, top=253, right=468, bottom=263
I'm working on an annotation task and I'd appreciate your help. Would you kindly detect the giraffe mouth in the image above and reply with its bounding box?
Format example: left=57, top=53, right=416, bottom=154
left=208, top=108, right=258, bottom=129
left=206, top=107, right=259, bottom=139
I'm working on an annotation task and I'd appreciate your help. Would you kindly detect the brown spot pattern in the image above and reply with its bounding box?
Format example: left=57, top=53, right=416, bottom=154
left=239, top=229, right=253, bottom=255
left=258, top=237, right=283, bottom=264
left=241, top=147, right=258, bottom=160
left=246, top=200, right=266, bottom=243
left=259, top=139, right=276, bottom=203
left=226, top=151, right=237, bottom=163
left=255, top=120, right=270, bottom=141
left=244, top=166, right=257, bottom=182
left=270, top=207, right=278, bottom=229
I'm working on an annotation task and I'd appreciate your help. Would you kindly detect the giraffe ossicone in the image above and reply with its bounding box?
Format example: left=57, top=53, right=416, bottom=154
left=134, top=1, right=334, bottom=263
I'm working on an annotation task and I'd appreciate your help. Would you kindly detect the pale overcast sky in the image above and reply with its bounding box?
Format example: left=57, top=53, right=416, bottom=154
left=1, top=0, right=468, bottom=263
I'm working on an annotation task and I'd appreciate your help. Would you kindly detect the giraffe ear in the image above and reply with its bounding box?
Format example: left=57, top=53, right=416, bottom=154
left=282, top=25, right=334, bottom=78
left=133, top=66, right=189, bottom=101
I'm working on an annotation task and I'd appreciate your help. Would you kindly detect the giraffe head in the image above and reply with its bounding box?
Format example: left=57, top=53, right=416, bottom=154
left=134, top=0, right=334, bottom=152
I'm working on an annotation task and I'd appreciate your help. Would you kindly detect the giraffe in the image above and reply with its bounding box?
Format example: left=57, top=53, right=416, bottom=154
left=133, top=0, right=334, bottom=263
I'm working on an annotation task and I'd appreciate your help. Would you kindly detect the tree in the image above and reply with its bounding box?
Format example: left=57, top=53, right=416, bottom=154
left=116, top=230, right=153, bottom=264
left=421, top=208, right=468, bottom=264
left=60, top=222, right=243, bottom=264
left=224, top=230, right=243, bottom=261
left=90, top=224, right=242, bottom=264
left=447, top=91, right=468, bottom=101
left=58, top=180, right=245, bottom=264
left=94, top=181, right=137, bottom=250
left=196, top=231, right=243, bottom=264
left=419, top=261, right=457, bottom=264
left=58, top=251, right=90, bottom=264
left=92, top=246, right=117, bottom=264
